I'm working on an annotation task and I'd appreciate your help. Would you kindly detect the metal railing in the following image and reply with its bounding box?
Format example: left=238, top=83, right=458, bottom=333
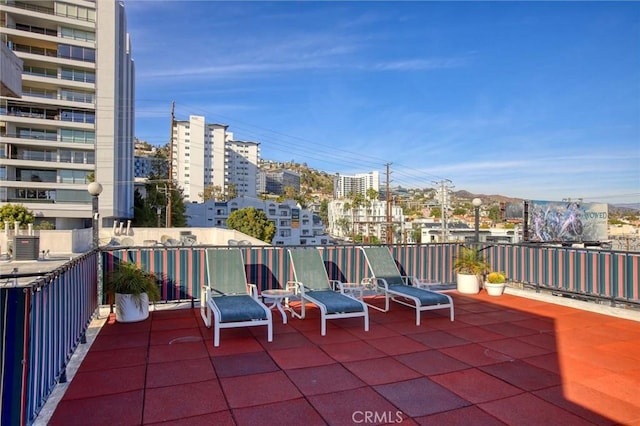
left=1, top=243, right=638, bottom=425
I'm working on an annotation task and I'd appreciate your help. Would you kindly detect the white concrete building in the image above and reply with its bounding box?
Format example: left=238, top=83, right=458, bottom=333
left=187, top=197, right=329, bottom=246
left=0, top=0, right=135, bottom=229
left=172, top=116, right=259, bottom=202
left=327, top=199, right=403, bottom=243
left=333, top=171, right=379, bottom=199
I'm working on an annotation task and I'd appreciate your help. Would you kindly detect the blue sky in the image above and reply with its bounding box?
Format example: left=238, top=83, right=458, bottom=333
left=125, top=1, right=640, bottom=204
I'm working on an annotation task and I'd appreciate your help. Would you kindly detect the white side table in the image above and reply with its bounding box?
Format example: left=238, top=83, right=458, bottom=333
left=414, top=279, right=441, bottom=290
left=262, top=289, right=294, bottom=324
left=337, top=282, right=365, bottom=300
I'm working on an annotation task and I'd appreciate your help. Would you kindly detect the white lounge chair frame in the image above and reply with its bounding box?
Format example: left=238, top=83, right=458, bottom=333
left=200, top=248, right=273, bottom=347
left=288, top=248, right=369, bottom=336
left=360, top=246, right=454, bottom=326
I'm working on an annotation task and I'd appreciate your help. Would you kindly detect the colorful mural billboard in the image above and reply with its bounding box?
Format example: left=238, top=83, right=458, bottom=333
left=527, top=200, right=608, bottom=243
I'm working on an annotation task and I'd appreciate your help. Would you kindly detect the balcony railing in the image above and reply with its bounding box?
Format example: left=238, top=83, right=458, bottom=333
left=1, top=243, right=638, bottom=425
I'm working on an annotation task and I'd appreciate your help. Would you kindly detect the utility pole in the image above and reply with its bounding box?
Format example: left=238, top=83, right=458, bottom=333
left=433, top=179, right=453, bottom=243
left=167, top=101, right=175, bottom=227
left=385, top=163, right=393, bottom=244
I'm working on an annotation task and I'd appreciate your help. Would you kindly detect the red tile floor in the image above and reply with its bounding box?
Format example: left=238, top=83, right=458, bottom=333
left=46, top=291, right=640, bottom=425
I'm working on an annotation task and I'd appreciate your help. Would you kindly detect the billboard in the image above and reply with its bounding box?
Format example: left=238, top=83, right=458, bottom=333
left=527, top=200, right=608, bottom=243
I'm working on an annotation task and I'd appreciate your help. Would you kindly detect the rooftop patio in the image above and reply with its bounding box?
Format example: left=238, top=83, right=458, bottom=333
left=40, top=288, right=640, bottom=425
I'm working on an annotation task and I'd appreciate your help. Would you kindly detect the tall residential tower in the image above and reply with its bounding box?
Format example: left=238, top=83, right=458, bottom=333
left=0, top=0, right=135, bottom=229
left=172, top=115, right=259, bottom=202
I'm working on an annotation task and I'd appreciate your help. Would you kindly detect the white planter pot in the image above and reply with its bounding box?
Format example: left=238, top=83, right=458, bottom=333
left=457, top=273, right=480, bottom=294
left=115, top=293, right=150, bottom=322
left=484, top=282, right=506, bottom=296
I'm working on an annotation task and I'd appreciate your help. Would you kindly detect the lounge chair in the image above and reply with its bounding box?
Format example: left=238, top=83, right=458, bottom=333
left=359, top=246, right=454, bottom=326
left=200, top=248, right=273, bottom=346
left=288, top=247, right=369, bottom=336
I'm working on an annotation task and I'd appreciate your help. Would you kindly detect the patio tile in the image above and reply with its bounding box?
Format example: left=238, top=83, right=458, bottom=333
left=480, top=360, right=561, bottom=391
left=343, top=357, right=422, bottom=385
left=308, top=386, right=408, bottom=425
left=63, top=365, right=146, bottom=400
left=233, top=398, right=326, bottom=426
left=513, top=317, right=555, bottom=333
left=516, top=331, right=558, bottom=351
left=479, top=321, right=538, bottom=338
left=480, top=338, right=551, bottom=360
left=441, top=343, right=514, bottom=366
left=396, top=350, right=471, bottom=376
left=456, top=313, right=503, bottom=326
left=409, top=330, right=470, bottom=349
left=320, top=340, right=387, bottom=363
left=479, top=392, right=595, bottom=426
left=415, top=405, right=508, bottom=426
left=151, top=308, right=198, bottom=320
left=269, top=345, right=336, bottom=369
left=146, top=357, right=216, bottom=388
left=143, top=380, right=228, bottom=423
left=148, top=340, right=209, bottom=363
left=212, top=351, right=279, bottom=378
left=430, top=368, right=523, bottom=403
left=254, top=330, right=315, bottom=350
left=450, top=325, right=505, bottom=343
left=366, top=335, right=429, bottom=355
left=90, top=331, right=150, bottom=351
left=151, top=316, right=200, bottom=332
left=303, top=327, right=362, bottom=344
left=581, top=371, right=640, bottom=407
left=521, top=352, right=561, bottom=375
left=98, top=314, right=152, bottom=335
left=205, top=335, right=265, bottom=356
left=345, top=322, right=400, bottom=340
left=48, top=390, right=143, bottom=426
left=534, top=385, right=625, bottom=426
left=286, top=363, right=365, bottom=395
left=77, top=346, right=147, bottom=372
left=149, top=328, right=206, bottom=346
left=374, top=377, right=470, bottom=417
left=220, top=371, right=302, bottom=408
left=145, top=410, right=235, bottom=426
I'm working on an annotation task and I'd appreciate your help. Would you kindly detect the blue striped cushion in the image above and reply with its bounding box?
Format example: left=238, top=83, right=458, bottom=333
left=211, top=295, right=268, bottom=322
left=388, top=285, right=450, bottom=305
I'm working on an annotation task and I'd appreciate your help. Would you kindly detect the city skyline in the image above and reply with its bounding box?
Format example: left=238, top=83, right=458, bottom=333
left=126, top=1, right=640, bottom=204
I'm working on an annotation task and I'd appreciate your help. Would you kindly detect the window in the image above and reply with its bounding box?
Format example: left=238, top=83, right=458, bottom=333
left=58, top=44, right=96, bottom=62
left=60, top=129, right=95, bottom=144
left=61, top=67, right=95, bottom=83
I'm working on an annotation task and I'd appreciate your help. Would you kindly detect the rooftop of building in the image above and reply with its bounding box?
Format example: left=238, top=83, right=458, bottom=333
left=35, top=287, right=640, bottom=425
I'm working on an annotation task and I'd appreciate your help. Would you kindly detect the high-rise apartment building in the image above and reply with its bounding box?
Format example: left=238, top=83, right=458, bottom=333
left=172, top=115, right=259, bottom=202
left=333, top=171, right=380, bottom=199
left=0, top=0, right=135, bottom=229
left=257, top=169, right=301, bottom=195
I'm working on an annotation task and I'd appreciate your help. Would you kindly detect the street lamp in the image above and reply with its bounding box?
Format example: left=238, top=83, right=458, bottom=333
left=88, top=182, right=103, bottom=249
left=472, top=198, right=482, bottom=244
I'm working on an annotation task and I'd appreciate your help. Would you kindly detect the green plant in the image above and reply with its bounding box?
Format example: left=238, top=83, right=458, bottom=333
left=106, top=262, right=161, bottom=309
left=453, top=246, right=489, bottom=275
left=487, top=271, right=506, bottom=284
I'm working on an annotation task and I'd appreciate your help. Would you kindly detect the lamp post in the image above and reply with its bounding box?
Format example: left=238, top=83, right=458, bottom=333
left=88, top=181, right=105, bottom=313
left=88, top=182, right=103, bottom=249
left=472, top=198, right=482, bottom=244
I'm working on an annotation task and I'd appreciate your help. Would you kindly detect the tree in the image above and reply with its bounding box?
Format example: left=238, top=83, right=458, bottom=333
left=0, top=203, right=34, bottom=227
left=430, top=207, right=442, bottom=219
left=226, top=183, right=238, bottom=200
left=199, top=184, right=223, bottom=201
left=318, top=199, right=329, bottom=225
left=226, top=207, right=276, bottom=243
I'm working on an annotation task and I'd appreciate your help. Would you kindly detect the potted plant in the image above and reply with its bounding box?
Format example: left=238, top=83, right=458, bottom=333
left=485, top=271, right=506, bottom=296
left=453, top=246, right=489, bottom=294
left=106, top=262, right=161, bottom=322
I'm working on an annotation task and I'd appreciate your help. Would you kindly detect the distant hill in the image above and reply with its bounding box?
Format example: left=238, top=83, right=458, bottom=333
left=453, top=190, right=523, bottom=205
